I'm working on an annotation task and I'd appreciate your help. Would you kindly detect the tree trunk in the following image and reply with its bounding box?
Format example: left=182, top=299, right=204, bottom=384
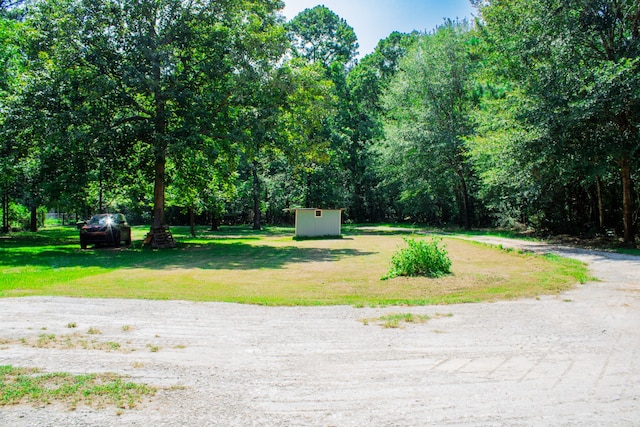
left=2, top=190, right=9, bottom=233
left=621, top=158, right=635, bottom=244
left=264, top=186, right=270, bottom=224
left=189, top=206, right=195, bottom=237
left=98, top=162, right=104, bottom=213
left=210, top=212, right=219, bottom=231
left=153, top=154, right=166, bottom=230
left=596, top=175, right=605, bottom=230
left=144, top=10, right=174, bottom=248
left=30, top=204, right=38, bottom=232
left=252, top=161, right=261, bottom=230
left=455, top=170, right=472, bottom=230
left=304, top=172, right=311, bottom=208
left=144, top=152, right=175, bottom=248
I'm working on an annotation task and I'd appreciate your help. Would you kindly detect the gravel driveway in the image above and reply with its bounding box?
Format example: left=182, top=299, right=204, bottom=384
left=1, top=238, right=639, bottom=426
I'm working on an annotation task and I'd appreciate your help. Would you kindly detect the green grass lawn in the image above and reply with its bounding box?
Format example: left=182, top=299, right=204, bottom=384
left=0, top=225, right=590, bottom=306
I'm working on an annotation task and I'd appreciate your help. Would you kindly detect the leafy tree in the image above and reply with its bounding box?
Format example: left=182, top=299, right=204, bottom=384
left=0, top=0, right=26, bottom=19
left=381, top=21, right=480, bottom=228
left=286, top=5, right=358, bottom=67
left=477, top=0, right=640, bottom=242
left=168, top=144, right=237, bottom=236
left=344, top=31, right=418, bottom=221
left=236, top=59, right=335, bottom=229
left=0, top=11, right=29, bottom=231
left=24, top=0, right=287, bottom=245
left=285, top=5, right=369, bottom=219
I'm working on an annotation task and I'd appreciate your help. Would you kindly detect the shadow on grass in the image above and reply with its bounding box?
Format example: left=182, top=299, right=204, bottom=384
left=0, top=227, right=376, bottom=271
left=342, top=225, right=428, bottom=236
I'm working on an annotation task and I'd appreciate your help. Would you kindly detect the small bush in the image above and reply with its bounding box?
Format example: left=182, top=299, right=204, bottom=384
left=382, top=237, right=452, bottom=280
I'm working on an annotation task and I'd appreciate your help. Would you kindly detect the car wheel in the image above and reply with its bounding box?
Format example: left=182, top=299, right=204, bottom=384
left=113, top=231, right=121, bottom=247
left=80, top=238, right=87, bottom=249
left=125, top=233, right=132, bottom=246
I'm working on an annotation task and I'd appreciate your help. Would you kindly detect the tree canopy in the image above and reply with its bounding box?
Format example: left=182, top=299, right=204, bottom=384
left=286, top=5, right=358, bottom=66
left=1, top=0, right=639, bottom=246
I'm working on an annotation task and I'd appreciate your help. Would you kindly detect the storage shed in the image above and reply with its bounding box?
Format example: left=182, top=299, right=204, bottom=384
left=288, top=208, right=343, bottom=238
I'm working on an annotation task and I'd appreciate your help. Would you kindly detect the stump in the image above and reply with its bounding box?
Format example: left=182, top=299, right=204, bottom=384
left=145, top=226, right=176, bottom=249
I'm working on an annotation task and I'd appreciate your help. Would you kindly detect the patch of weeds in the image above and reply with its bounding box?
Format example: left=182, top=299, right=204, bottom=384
left=11, top=334, right=133, bottom=353
left=434, top=312, right=454, bottom=318
left=87, top=327, right=102, bottom=335
left=107, top=342, right=121, bottom=351
left=173, top=344, right=186, bottom=349
left=36, top=334, right=57, bottom=347
left=382, top=237, right=452, bottom=280
left=147, top=344, right=160, bottom=353
left=361, top=312, right=453, bottom=329
left=67, top=322, right=77, bottom=329
left=383, top=313, right=430, bottom=328
left=361, top=313, right=431, bottom=329
left=167, top=384, right=188, bottom=391
left=121, top=325, right=132, bottom=332
left=0, top=365, right=156, bottom=409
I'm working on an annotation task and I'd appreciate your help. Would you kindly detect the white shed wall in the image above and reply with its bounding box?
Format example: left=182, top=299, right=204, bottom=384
left=294, top=209, right=342, bottom=237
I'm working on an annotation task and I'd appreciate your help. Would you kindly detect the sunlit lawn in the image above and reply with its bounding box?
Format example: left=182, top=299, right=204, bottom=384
left=0, top=225, right=590, bottom=306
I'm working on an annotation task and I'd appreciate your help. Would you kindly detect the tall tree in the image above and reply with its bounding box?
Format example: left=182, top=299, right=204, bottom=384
left=285, top=5, right=358, bottom=215
left=26, top=0, right=287, bottom=246
left=477, top=0, right=640, bottom=243
left=168, top=143, right=237, bottom=237
left=344, top=32, right=418, bottom=221
left=286, top=5, right=358, bottom=67
left=0, top=10, right=28, bottom=232
left=381, top=21, right=480, bottom=228
left=237, top=60, right=335, bottom=229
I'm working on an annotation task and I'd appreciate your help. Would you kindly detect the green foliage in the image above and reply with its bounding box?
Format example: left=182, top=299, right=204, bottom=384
left=379, top=20, right=480, bottom=227
left=18, top=0, right=290, bottom=230
left=474, top=0, right=640, bottom=241
left=0, top=202, right=47, bottom=231
left=0, top=365, right=156, bottom=409
left=286, top=5, right=358, bottom=66
left=3, top=0, right=639, bottom=240
left=383, top=237, right=452, bottom=279
left=374, top=313, right=430, bottom=328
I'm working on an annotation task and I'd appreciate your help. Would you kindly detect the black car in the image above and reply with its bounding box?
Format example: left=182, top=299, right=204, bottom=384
left=80, top=213, right=132, bottom=249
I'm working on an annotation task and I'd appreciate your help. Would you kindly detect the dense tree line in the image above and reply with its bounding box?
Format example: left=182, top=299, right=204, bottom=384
left=1, top=1, right=638, bottom=244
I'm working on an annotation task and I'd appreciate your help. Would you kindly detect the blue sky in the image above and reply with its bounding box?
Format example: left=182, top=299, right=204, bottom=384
left=281, top=0, right=477, bottom=58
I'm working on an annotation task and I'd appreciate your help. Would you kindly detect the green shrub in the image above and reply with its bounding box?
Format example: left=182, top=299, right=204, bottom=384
left=383, top=237, right=452, bottom=280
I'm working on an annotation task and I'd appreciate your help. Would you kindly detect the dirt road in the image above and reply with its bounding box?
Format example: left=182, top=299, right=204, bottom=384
left=1, top=238, right=639, bottom=426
